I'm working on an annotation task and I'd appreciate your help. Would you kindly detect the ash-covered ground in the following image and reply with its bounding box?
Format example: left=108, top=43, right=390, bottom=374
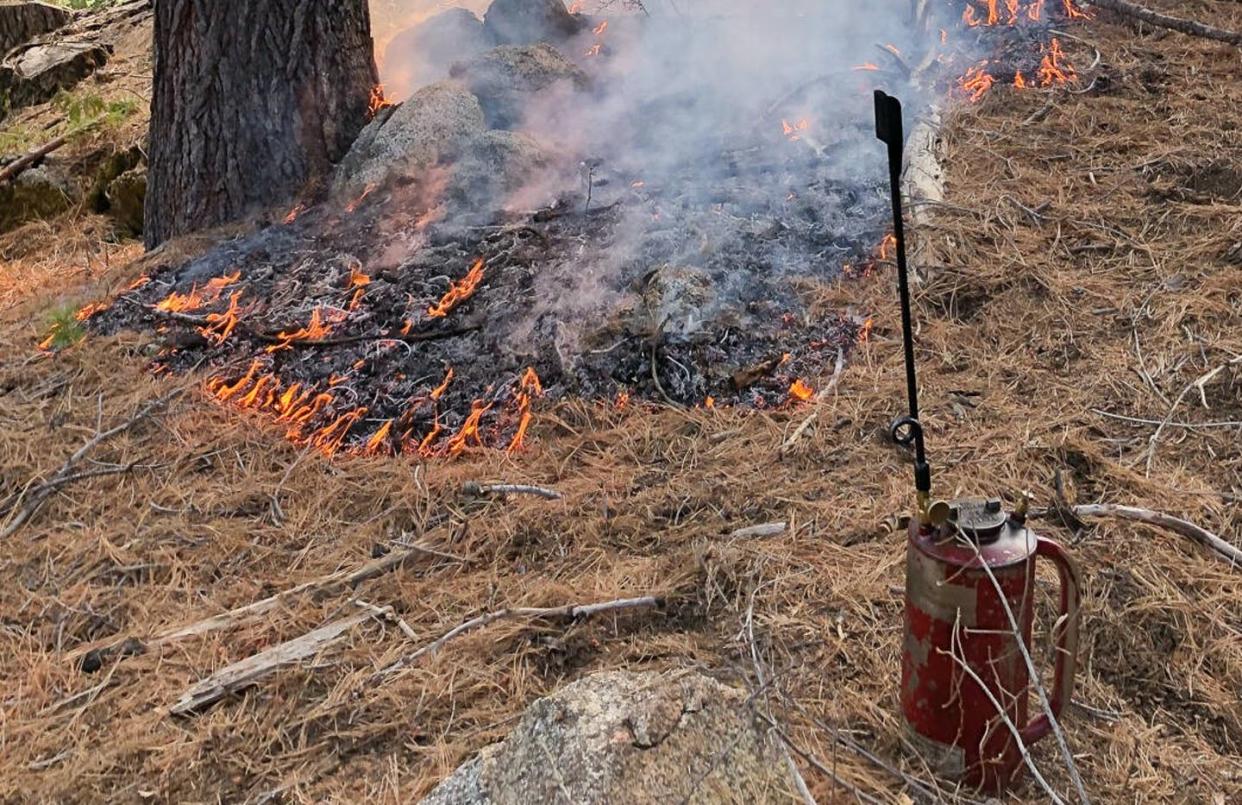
left=88, top=1, right=1081, bottom=457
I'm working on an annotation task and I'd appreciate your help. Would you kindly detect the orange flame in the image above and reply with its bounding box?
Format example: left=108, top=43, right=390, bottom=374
left=427, top=258, right=485, bottom=318
left=199, top=291, right=243, bottom=345
left=1062, top=0, right=1088, bottom=20
left=345, top=183, right=377, bottom=213
left=960, top=61, right=996, bottom=103
left=363, top=420, right=394, bottom=456
left=858, top=317, right=875, bottom=344
left=445, top=400, right=493, bottom=456
left=593, top=20, right=608, bottom=36
left=1028, top=0, right=1045, bottom=20
left=507, top=367, right=544, bottom=454
left=852, top=62, right=880, bottom=72
left=789, top=379, right=815, bottom=403
left=155, top=271, right=241, bottom=314
left=368, top=84, right=394, bottom=117
left=430, top=366, right=454, bottom=400
left=615, top=389, right=631, bottom=410
left=585, top=43, right=602, bottom=57
left=1038, top=37, right=1077, bottom=87
left=266, top=308, right=334, bottom=352
left=1014, top=70, right=1028, bottom=88
left=781, top=118, right=811, bottom=141
left=75, top=301, right=109, bottom=321
left=283, top=203, right=306, bottom=225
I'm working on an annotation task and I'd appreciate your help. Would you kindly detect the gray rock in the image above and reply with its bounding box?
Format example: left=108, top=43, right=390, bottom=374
left=104, top=164, right=146, bottom=237
left=333, top=82, right=486, bottom=192
left=0, top=2, right=72, bottom=57
left=0, top=40, right=109, bottom=114
left=420, top=669, right=791, bottom=805
left=0, top=162, right=74, bottom=232
left=382, top=8, right=490, bottom=95
left=451, top=43, right=589, bottom=129
left=481, top=0, right=585, bottom=47
left=447, top=130, right=550, bottom=207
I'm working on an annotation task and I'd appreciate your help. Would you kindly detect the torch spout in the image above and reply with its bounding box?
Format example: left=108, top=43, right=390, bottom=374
left=874, top=90, right=932, bottom=511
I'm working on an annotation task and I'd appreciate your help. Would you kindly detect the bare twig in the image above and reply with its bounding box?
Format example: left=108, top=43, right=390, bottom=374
left=1145, top=355, right=1242, bottom=474
left=727, top=522, right=788, bottom=540
left=1086, top=0, right=1242, bottom=46
left=744, top=592, right=816, bottom=805
left=352, top=599, right=418, bottom=641
left=940, top=613, right=1067, bottom=805
left=462, top=481, right=563, bottom=500
left=1033, top=504, right=1242, bottom=566
left=376, top=596, right=662, bottom=678
left=0, top=390, right=181, bottom=539
left=970, top=548, right=1091, bottom=804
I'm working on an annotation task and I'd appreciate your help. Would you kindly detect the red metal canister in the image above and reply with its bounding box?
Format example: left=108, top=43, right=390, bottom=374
left=900, top=498, right=1082, bottom=792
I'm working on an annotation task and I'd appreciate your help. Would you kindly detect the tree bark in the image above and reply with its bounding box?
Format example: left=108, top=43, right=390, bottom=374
left=144, top=0, right=379, bottom=248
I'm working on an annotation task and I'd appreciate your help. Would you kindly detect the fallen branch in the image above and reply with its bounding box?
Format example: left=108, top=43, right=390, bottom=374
left=1086, top=0, right=1242, bottom=46
left=462, top=481, right=563, bottom=500
left=1034, top=503, right=1242, bottom=566
left=728, top=522, right=788, bottom=540
left=169, top=613, right=370, bottom=715
left=352, top=598, right=418, bottom=641
left=74, top=537, right=461, bottom=669
left=0, top=390, right=180, bottom=539
left=0, top=121, right=100, bottom=185
left=376, top=595, right=662, bottom=678
left=1145, top=356, right=1242, bottom=475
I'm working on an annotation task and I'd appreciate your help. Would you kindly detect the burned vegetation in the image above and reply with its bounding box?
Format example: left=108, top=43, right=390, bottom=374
left=83, top=0, right=1088, bottom=460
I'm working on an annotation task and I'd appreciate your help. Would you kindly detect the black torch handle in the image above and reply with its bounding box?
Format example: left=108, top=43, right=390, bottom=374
left=874, top=90, right=930, bottom=499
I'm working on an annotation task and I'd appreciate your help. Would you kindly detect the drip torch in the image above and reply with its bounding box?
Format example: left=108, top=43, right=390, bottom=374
left=874, top=90, right=1084, bottom=793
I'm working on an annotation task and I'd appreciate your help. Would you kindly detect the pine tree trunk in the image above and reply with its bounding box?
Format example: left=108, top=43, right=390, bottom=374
left=144, top=0, right=378, bottom=248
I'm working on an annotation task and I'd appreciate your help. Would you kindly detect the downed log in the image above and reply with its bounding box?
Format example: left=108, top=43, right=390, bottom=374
left=1087, top=0, right=1242, bottom=46
left=0, top=124, right=93, bottom=185
left=1035, top=503, right=1242, bottom=566
left=169, top=612, right=369, bottom=715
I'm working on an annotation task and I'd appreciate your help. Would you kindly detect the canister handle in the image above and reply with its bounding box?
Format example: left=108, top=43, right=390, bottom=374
left=1020, top=536, right=1083, bottom=744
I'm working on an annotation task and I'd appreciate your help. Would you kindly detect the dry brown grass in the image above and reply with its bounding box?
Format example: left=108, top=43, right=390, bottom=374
left=1, top=7, right=1241, bottom=804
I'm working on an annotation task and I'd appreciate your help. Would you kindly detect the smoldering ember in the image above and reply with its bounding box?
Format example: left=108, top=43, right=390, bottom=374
left=83, top=0, right=1085, bottom=458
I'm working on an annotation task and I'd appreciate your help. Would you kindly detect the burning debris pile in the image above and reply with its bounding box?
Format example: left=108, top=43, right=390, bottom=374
left=81, top=0, right=1090, bottom=459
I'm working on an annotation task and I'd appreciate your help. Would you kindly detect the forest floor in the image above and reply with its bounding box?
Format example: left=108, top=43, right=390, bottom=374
left=1, top=4, right=1240, bottom=803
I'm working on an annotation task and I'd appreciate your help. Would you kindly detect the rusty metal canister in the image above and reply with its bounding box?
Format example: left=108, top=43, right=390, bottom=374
left=900, top=498, right=1082, bottom=792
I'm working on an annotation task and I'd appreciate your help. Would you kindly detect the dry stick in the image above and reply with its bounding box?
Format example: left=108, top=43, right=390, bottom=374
left=462, top=481, right=563, bottom=500
left=1086, top=0, right=1242, bottom=46
left=376, top=596, right=662, bottom=678
left=940, top=614, right=1066, bottom=805
left=1145, top=356, right=1242, bottom=475
left=782, top=348, right=846, bottom=452
left=169, top=612, right=371, bottom=715
left=352, top=599, right=418, bottom=641
left=753, top=714, right=885, bottom=805
left=728, top=522, right=788, bottom=540
left=0, top=121, right=99, bottom=184
left=970, top=547, right=1091, bottom=805
left=1045, top=504, right=1242, bottom=567
left=0, top=390, right=181, bottom=539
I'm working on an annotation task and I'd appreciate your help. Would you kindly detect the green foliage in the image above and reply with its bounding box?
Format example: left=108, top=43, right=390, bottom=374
left=40, top=305, right=86, bottom=351
left=52, top=91, right=137, bottom=132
